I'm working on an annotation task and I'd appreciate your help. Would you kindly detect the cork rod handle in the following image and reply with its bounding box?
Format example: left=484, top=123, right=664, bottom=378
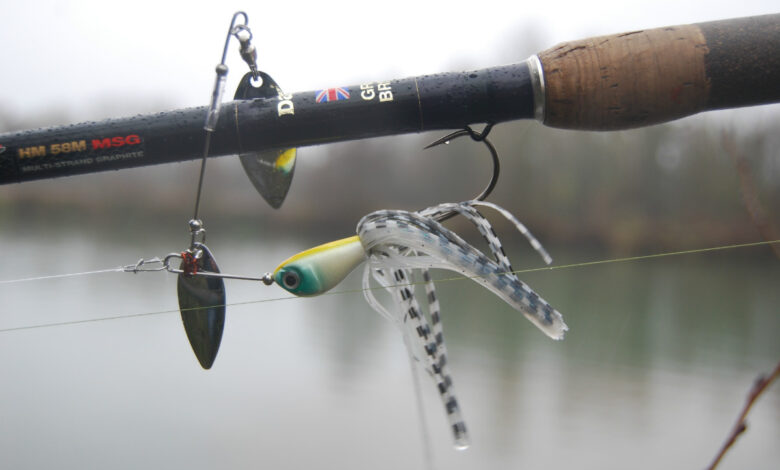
left=537, top=14, right=780, bottom=130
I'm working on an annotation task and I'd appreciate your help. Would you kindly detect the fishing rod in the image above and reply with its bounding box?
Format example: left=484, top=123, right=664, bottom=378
left=0, top=13, right=778, bottom=188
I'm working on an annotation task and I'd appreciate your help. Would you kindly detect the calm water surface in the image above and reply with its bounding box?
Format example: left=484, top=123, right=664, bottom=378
left=1, top=220, right=778, bottom=469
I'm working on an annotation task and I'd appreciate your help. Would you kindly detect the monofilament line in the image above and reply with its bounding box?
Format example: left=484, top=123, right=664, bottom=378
left=1, top=239, right=777, bottom=333
left=0, top=267, right=124, bottom=284
left=513, top=239, right=780, bottom=276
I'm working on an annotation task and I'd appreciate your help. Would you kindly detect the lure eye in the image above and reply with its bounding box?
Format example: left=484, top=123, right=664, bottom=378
left=282, top=270, right=300, bottom=290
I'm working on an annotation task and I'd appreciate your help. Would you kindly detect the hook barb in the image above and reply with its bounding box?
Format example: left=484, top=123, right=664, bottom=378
left=423, top=129, right=471, bottom=150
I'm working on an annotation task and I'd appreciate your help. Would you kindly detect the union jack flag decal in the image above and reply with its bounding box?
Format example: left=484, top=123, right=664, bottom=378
left=315, top=87, right=350, bottom=103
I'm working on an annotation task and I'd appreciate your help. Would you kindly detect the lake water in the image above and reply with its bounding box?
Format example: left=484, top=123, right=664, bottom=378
left=1, top=217, right=778, bottom=469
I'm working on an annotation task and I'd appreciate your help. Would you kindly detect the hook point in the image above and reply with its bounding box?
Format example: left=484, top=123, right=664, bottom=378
left=423, top=129, right=470, bottom=150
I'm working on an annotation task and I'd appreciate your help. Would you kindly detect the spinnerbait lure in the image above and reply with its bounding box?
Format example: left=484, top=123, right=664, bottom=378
left=273, top=200, right=567, bottom=447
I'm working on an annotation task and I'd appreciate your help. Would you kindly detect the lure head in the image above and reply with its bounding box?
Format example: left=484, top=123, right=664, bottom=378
left=273, top=263, right=323, bottom=296
left=273, top=236, right=366, bottom=297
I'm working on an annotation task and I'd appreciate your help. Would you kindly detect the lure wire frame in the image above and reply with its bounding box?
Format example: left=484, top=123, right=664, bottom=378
left=122, top=251, right=273, bottom=284
left=126, top=123, right=506, bottom=286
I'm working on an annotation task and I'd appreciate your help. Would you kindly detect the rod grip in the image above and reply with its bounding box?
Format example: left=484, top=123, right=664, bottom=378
left=538, top=14, right=780, bottom=130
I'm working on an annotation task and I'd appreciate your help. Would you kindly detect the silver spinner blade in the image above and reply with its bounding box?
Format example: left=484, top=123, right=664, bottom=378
left=177, top=244, right=226, bottom=369
left=234, top=71, right=297, bottom=209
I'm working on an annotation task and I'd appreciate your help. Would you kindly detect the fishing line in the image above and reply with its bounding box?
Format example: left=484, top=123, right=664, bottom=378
left=0, top=297, right=301, bottom=333
left=514, top=238, right=780, bottom=275
left=0, top=267, right=124, bottom=284
left=1, top=238, right=777, bottom=333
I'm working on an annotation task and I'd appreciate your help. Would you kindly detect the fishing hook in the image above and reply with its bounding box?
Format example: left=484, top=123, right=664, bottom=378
left=424, top=123, right=499, bottom=222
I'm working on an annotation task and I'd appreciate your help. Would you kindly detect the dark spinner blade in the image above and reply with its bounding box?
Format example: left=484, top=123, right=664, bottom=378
left=234, top=71, right=297, bottom=209
left=177, top=244, right=226, bottom=369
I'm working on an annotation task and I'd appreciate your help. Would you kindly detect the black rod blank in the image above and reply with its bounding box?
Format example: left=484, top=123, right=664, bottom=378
left=0, top=63, right=534, bottom=184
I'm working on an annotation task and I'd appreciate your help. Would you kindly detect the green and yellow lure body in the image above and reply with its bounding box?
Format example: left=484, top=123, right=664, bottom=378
left=273, top=235, right=365, bottom=296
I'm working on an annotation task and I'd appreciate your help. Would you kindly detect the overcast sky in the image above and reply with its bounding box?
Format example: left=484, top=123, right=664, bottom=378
left=1, top=0, right=777, bottom=123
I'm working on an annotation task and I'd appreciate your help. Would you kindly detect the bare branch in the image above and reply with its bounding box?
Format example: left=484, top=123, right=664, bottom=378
left=706, top=360, right=780, bottom=470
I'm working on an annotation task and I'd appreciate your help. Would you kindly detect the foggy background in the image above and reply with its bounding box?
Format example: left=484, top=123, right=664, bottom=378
left=0, top=1, right=778, bottom=469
